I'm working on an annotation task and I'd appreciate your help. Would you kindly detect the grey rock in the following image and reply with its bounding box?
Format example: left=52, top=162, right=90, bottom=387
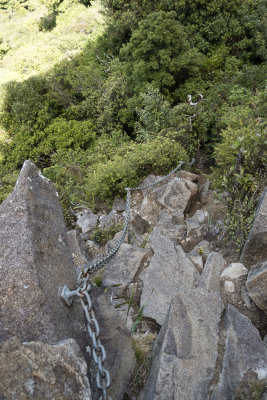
left=131, top=213, right=151, bottom=235
left=99, top=210, right=123, bottom=229
left=90, top=287, right=136, bottom=400
left=139, top=195, right=162, bottom=225
left=224, top=280, right=235, bottom=293
left=140, top=229, right=199, bottom=325
left=112, top=197, right=126, bottom=212
left=192, top=209, right=209, bottom=224
left=156, top=178, right=193, bottom=215
left=220, top=262, right=248, bottom=280
left=192, top=240, right=213, bottom=260
left=0, top=161, right=86, bottom=352
left=246, top=260, right=267, bottom=313
left=140, top=174, right=162, bottom=197
left=201, top=251, right=227, bottom=292
left=241, top=285, right=257, bottom=310
left=212, top=304, right=267, bottom=400
left=188, top=254, right=204, bottom=273
left=84, top=239, right=101, bottom=259
left=240, top=186, right=267, bottom=267
left=0, top=337, right=91, bottom=400
left=67, top=230, right=90, bottom=267
left=103, top=243, right=149, bottom=295
left=76, top=209, right=98, bottom=233
left=176, top=170, right=199, bottom=182
left=140, top=286, right=223, bottom=400
left=199, top=180, right=213, bottom=205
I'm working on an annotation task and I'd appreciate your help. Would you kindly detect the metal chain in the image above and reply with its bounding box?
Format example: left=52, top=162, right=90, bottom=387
left=73, top=158, right=195, bottom=400
left=77, top=158, right=195, bottom=281
left=77, top=280, right=111, bottom=400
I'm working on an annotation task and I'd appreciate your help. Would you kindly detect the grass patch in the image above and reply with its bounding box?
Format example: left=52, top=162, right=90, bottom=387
left=128, top=332, right=157, bottom=397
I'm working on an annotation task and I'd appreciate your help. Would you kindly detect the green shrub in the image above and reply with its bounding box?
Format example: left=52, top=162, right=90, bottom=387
left=84, top=136, right=188, bottom=206
left=212, top=101, right=267, bottom=248
left=38, top=12, right=57, bottom=31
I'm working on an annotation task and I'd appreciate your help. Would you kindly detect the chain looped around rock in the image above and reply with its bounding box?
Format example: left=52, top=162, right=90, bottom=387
left=77, top=158, right=195, bottom=400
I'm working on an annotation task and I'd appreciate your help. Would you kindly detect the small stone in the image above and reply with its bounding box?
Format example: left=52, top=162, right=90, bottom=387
left=76, top=209, right=98, bottom=233
left=112, top=197, right=126, bottom=212
left=221, top=263, right=248, bottom=280
left=224, top=281, right=235, bottom=293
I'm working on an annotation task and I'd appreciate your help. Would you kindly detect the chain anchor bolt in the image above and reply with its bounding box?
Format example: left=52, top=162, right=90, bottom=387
left=59, top=285, right=79, bottom=307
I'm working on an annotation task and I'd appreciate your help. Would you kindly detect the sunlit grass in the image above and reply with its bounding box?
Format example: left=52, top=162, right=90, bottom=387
left=0, top=0, right=105, bottom=84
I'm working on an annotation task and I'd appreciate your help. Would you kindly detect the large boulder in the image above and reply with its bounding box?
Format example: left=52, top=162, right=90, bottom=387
left=0, top=337, right=91, bottom=400
left=0, top=161, right=86, bottom=351
left=240, top=187, right=267, bottom=267
left=140, top=286, right=223, bottom=400
left=139, top=229, right=199, bottom=325
left=212, top=305, right=267, bottom=399
left=246, top=260, right=267, bottom=313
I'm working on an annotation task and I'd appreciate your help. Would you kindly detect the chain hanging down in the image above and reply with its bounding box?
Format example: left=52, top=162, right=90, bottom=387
left=60, top=158, right=195, bottom=400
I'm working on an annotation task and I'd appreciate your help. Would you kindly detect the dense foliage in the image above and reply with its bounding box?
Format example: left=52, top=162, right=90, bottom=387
left=0, top=0, right=266, bottom=247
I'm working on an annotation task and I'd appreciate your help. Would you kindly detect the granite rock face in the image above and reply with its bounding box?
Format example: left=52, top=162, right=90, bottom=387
left=102, top=243, right=149, bottom=295
left=140, top=286, right=223, bottom=400
left=90, top=288, right=136, bottom=400
left=0, top=161, right=86, bottom=351
left=212, top=305, right=267, bottom=400
left=246, top=261, right=267, bottom=313
left=139, top=229, right=199, bottom=325
left=240, top=187, right=267, bottom=267
left=0, top=337, right=92, bottom=400
left=201, top=251, right=227, bottom=292
left=155, top=178, right=194, bottom=215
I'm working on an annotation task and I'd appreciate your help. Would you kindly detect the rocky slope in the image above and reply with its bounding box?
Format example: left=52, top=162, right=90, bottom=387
left=0, top=161, right=266, bottom=400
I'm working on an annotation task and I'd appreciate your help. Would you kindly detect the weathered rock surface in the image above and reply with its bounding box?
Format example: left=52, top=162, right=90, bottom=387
left=90, top=287, right=136, bottom=400
left=246, top=261, right=267, bottom=313
left=76, top=209, right=98, bottom=233
left=99, top=210, right=123, bottom=228
left=220, top=262, right=248, bottom=280
left=67, top=229, right=90, bottom=267
left=176, top=170, right=198, bottom=182
left=140, top=286, right=223, bottom=400
left=155, top=178, right=194, bottom=214
left=240, top=186, right=267, bottom=267
left=201, top=251, right=227, bottom=292
left=112, top=197, right=126, bottom=212
left=0, top=337, right=91, bottom=400
left=212, top=304, right=267, bottom=400
left=103, top=243, right=149, bottom=295
left=131, top=213, right=151, bottom=235
left=0, top=161, right=86, bottom=350
left=140, top=229, right=199, bottom=325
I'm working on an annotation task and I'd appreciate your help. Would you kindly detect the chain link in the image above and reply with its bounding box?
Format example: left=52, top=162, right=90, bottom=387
left=76, top=159, right=194, bottom=400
